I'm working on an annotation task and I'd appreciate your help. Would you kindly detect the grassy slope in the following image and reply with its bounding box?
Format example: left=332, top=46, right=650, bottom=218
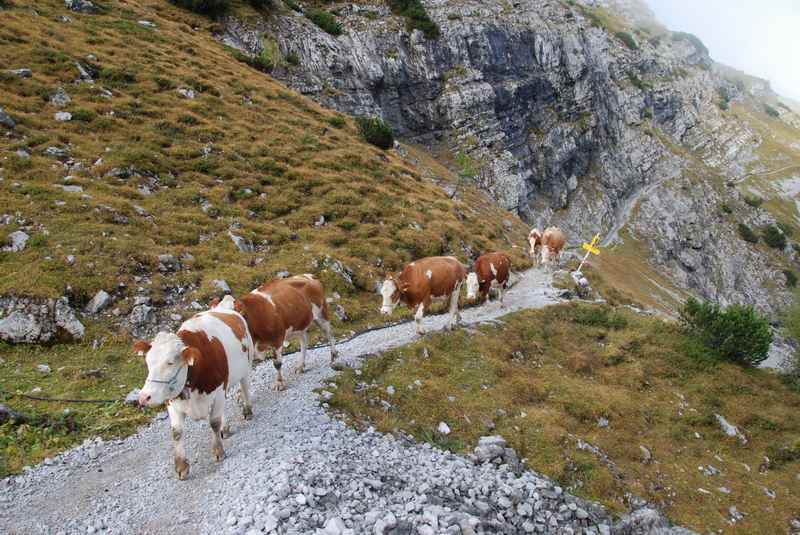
left=0, top=0, right=532, bottom=476
left=327, top=304, right=800, bottom=534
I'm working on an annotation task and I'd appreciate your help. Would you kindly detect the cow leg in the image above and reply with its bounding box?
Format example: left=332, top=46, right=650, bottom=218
left=446, top=283, right=462, bottom=330
left=239, top=377, right=253, bottom=420
left=168, top=404, right=189, bottom=480
left=414, top=303, right=426, bottom=335
left=296, top=331, right=308, bottom=375
left=498, top=284, right=506, bottom=307
left=273, top=347, right=287, bottom=391
left=541, top=245, right=550, bottom=268
left=313, top=305, right=339, bottom=362
left=209, top=390, right=225, bottom=462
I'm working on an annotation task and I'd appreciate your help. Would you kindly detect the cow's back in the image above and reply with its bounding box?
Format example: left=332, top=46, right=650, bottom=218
left=477, top=252, right=511, bottom=286
left=276, top=274, right=326, bottom=309
left=178, top=310, right=252, bottom=394
left=401, top=256, right=466, bottom=303
left=262, top=283, right=315, bottom=332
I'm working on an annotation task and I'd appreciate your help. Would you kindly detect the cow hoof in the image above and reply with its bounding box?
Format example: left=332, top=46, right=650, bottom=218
left=331, top=350, right=340, bottom=362
left=242, top=407, right=253, bottom=420
left=274, top=381, right=287, bottom=392
left=213, top=446, right=225, bottom=462
left=294, top=365, right=305, bottom=375
left=175, top=458, right=190, bottom=480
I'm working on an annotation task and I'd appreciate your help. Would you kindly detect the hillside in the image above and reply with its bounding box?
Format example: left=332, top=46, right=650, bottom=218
left=221, top=0, right=800, bottom=320
left=0, top=0, right=532, bottom=474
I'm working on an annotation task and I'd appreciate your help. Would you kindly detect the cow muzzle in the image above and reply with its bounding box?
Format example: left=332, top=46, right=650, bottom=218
left=380, top=305, right=393, bottom=315
left=138, top=390, right=154, bottom=408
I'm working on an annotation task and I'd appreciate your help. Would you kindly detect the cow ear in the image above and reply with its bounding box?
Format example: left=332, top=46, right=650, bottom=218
left=181, top=347, right=201, bottom=366
left=233, top=298, right=245, bottom=316
left=132, top=340, right=151, bottom=357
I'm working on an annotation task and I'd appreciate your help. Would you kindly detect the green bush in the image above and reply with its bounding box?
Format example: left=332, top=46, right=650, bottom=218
left=328, top=115, right=346, bottom=129
left=284, top=0, right=301, bottom=12
left=171, top=0, right=229, bottom=14
left=389, top=0, right=440, bottom=39
left=356, top=116, right=394, bottom=150
left=744, top=195, right=763, bottom=208
left=763, top=225, right=787, bottom=250
left=680, top=297, right=772, bottom=366
left=71, top=108, right=96, bottom=123
left=783, top=270, right=797, bottom=288
left=306, top=9, right=342, bottom=36
left=738, top=223, right=758, bottom=243
left=720, top=203, right=732, bottom=214
left=671, top=32, right=709, bottom=56
left=572, top=306, right=628, bottom=330
left=615, top=31, right=638, bottom=50
left=765, top=104, right=780, bottom=118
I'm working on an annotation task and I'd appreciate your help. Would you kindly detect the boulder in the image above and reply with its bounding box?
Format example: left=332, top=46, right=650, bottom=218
left=0, top=296, right=84, bottom=343
left=4, top=231, right=29, bottom=252
left=54, top=111, right=72, bottom=122
left=65, top=0, right=98, bottom=13
left=0, top=107, right=15, bottom=129
left=84, top=290, right=111, bottom=314
left=49, top=87, right=71, bottom=107
left=7, top=68, right=32, bottom=78
left=228, top=231, right=254, bottom=252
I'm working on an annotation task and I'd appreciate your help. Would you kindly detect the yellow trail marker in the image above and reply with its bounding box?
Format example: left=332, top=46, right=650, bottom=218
left=577, top=234, right=602, bottom=273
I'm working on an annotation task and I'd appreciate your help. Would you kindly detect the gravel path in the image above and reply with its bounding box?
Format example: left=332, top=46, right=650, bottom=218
left=0, top=269, right=691, bottom=535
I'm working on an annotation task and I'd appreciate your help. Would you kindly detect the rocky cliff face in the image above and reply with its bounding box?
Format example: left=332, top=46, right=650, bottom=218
left=219, top=0, right=797, bottom=314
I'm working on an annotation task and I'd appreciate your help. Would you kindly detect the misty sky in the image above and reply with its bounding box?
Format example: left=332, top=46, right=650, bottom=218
left=644, top=0, right=800, bottom=101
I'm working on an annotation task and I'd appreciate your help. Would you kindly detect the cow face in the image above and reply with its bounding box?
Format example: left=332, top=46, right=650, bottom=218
left=466, top=272, right=480, bottom=300
left=137, top=332, right=194, bottom=407
left=380, top=277, right=400, bottom=315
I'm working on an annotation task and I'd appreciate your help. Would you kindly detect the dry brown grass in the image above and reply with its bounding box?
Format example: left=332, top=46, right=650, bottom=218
left=327, top=304, right=800, bottom=533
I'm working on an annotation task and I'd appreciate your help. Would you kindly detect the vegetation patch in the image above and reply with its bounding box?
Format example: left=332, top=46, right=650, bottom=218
left=737, top=223, right=759, bottom=243
left=671, top=31, right=709, bottom=56
left=615, top=31, right=638, bottom=50
left=305, top=8, right=343, bottom=36
left=680, top=298, right=772, bottom=366
left=356, top=116, right=395, bottom=150
left=762, top=224, right=787, bottom=250
left=326, top=304, right=800, bottom=534
left=388, top=0, right=440, bottom=39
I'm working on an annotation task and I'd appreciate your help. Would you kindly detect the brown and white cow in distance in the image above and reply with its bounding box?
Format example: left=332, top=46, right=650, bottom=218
left=135, top=301, right=254, bottom=480
left=234, top=274, right=338, bottom=391
left=380, top=256, right=468, bottom=335
left=466, top=252, right=511, bottom=306
left=541, top=226, right=566, bottom=266
left=528, top=228, right=543, bottom=263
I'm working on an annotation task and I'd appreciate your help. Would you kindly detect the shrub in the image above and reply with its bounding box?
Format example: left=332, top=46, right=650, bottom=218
left=356, top=116, right=394, bottom=150
left=284, top=0, right=301, bottom=12
left=720, top=203, right=732, bottom=214
left=680, top=297, right=772, bottom=366
left=763, top=225, right=787, bottom=250
left=328, top=115, right=346, bottom=129
left=744, top=195, right=763, bottom=208
left=615, top=31, right=638, bottom=50
left=389, top=0, right=440, bottom=39
left=572, top=306, right=628, bottom=330
left=765, top=105, right=780, bottom=118
left=738, top=223, right=758, bottom=243
left=286, top=51, right=300, bottom=65
left=306, top=9, right=342, bottom=36
left=71, top=108, right=96, bottom=123
left=783, top=270, right=797, bottom=288
left=171, top=0, right=229, bottom=14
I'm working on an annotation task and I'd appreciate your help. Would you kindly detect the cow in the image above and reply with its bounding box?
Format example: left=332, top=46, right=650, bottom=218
left=466, top=252, right=512, bottom=306
left=134, top=301, right=254, bottom=480
left=234, top=274, right=338, bottom=391
left=380, top=256, right=468, bottom=335
left=529, top=228, right=543, bottom=263
left=541, top=226, right=567, bottom=266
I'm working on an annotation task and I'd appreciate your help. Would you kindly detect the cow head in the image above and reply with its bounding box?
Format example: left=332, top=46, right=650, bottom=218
left=214, top=295, right=237, bottom=311
left=136, top=332, right=194, bottom=407
left=379, top=274, right=402, bottom=315
left=466, top=272, right=480, bottom=300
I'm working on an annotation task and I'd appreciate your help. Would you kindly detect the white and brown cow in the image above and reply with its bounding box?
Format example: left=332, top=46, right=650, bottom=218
left=541, top=226, right=566, bottom=266
left=234, top=274, right=338, bottom=391
left=466, top=252, right=511, bottom=306
left=134, top=301, right=254, bottom=480
left=528, top=228, right=543, bottom=263
left=380, top=256, right=468, bottom=335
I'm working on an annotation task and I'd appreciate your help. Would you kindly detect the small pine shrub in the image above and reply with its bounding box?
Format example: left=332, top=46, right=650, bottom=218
left=680, top=297, right=772, bottom=366
left=777, top=222, right=794, bottom=237
left=765, top=104, right=781, bottom=118
left=286, top=51, right=300, bottom=66
left=328, top=115, right=346, bottom=129
left=356, top=116, right=394, bottom=150
left=744, top=195, right=763, bottom=208
left=71, top=109, right=96, bottom=123
left=763, top=225, right=787, bottom=250
left=284, top=0, right=302, bottom=12
left=783, top=270, right=797, bottom=288
left=738, top=223, right=758, bottom=243
left=171, top=0, right=229, bottom=14
left=615, top=31, right=638, bottom=50
left=306, top=9, right=343, bottom=36
left=388, top=0, right=440, bottom=39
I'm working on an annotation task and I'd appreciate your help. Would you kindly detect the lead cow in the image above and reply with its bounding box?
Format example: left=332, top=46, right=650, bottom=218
left=135, top=298, right=254, bottom=480
left=380, top=256, right=468, bottom=335
left=466, top=252, right=511, bottom=306
left=528, top=228, right=543, bottom=263
left=541, top=226, right=566, bottom=266
left=234, top=274, right=338, bottom=391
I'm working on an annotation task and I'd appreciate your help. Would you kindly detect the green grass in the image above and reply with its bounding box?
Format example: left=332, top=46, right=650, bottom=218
left=326, top=304, right=800, bottom=534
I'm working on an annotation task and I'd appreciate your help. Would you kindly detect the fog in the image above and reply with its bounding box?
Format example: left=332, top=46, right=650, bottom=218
left=645, top=0, right=800, bottom=102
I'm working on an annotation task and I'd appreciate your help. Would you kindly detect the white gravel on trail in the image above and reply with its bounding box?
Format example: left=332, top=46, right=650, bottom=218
left=0, top=269, right=692, bottom=535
